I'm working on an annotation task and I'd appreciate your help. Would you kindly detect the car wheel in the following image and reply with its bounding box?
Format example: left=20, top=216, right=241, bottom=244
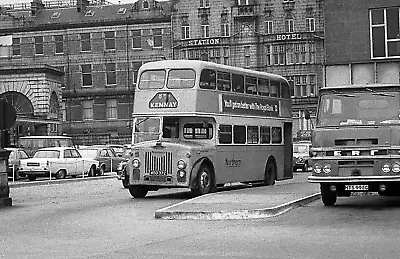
left=99, top=166, right=105, bottom=176
left=191, top=165, right=213, bottom=196
left=302, top=162, right=308, bottom=172
left=55, top=170, right=67, bottom=179
left=128, top=185, right=148, bottom=198
left=88, top=166, right=96, bottom=177
left=264, top=160, right=276, bottom=186
left=27, top=175, right=37, bottom=181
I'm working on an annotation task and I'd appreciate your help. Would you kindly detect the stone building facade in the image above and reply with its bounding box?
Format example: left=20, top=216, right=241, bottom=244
left=324, top=0, right=400, bottom=86
left=171, top=0, right=325, bottom=141
left=0, top=0, right=172, bottom=145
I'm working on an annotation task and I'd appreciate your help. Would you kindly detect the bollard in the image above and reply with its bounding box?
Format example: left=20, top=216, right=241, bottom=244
left=0, top=148, right=12, bottom=207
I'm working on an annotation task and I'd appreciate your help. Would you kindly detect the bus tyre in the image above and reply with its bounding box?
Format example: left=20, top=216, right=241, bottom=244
left=55, top=170, right=66, bottom=179
left=321, top=184, right=337, bottom=206
left=128, top=185, right=148, bottom=198
left=264, top=161, right=276, bottom=186
left=191, top=165, right=213, bottom=196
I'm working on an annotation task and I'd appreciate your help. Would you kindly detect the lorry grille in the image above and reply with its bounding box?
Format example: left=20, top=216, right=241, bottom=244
left=144, top=152, right=173, bottom=176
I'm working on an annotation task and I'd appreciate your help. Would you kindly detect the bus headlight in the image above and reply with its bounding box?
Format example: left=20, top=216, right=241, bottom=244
left=177, top=160, right=187, bottom=170
left=393, top=163, right=400, bottom=173
left=132, top=159, right=140, bottom=168
left=382, top=163, right=391, bottom=173
left=314, top=164, right=322, bottom=174
left=323, top=164, right=331, bottom=174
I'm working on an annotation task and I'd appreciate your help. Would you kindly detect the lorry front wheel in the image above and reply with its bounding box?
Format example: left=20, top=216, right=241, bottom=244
left=128, top=185, right=148, bottom=198
left=321, top=184, right=337, bottom=206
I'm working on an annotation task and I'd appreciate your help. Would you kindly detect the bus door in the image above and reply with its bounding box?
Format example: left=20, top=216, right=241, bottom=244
left=283, top=122, right=293, bottom=178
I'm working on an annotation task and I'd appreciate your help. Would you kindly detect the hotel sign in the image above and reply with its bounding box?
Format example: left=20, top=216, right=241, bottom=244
left=276, top=33, right=301, bottom=41
left=186, top=38, right=221, bottom=47
left=220, top=94, right=279, bottom=117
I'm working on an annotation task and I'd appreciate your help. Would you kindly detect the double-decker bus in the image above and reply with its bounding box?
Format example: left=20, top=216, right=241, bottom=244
left=124, top=60, right=293, bottom=198
left=307, top=84, right=400, bottom=206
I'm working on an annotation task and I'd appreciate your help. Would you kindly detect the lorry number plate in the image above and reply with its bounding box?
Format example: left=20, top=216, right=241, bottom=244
left=345, top=185, right=368, bottom=191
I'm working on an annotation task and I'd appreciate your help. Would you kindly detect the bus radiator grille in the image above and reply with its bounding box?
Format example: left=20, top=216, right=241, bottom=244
left=144, top=152, right=173, bottom=176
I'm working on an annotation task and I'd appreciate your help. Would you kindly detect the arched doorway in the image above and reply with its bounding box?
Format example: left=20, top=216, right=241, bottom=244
left=0, top=91, right=34, bottom=116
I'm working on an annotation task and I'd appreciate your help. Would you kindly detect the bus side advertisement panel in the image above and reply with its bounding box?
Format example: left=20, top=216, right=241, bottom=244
left=219, top=94, right=280, bottom=117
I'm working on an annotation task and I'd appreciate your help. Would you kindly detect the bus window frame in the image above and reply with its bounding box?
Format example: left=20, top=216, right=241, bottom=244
left=199, top=69, right=216, bottom=90
left=166, top=68, right=196, bottom=89
left=138, top=69, right=166, bottom=90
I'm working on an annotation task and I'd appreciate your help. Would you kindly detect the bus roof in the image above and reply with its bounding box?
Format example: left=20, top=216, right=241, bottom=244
left=139, top=60, right=288, bottom=82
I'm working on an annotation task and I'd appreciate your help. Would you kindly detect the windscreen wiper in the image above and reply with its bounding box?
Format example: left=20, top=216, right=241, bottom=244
left=332, top=90, right=356, bottom=97
left=365, top=88, right=395, bottom=97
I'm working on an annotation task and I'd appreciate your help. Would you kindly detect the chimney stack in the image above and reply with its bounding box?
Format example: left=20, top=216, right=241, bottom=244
left=77, top=0, right=90, bottom=13
left=31, top=0, right=44, bottom=17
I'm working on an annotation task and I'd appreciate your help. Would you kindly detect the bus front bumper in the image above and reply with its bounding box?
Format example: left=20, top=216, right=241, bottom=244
left=308, top=175, right=400, bottom=184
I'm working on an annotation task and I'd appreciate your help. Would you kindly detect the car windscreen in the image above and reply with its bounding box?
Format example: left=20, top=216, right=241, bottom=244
left=34, top=150, right=60, bottom=158
left=79, top=149, right=97, bottom=159
left=293, top=145, right=309, bottom=153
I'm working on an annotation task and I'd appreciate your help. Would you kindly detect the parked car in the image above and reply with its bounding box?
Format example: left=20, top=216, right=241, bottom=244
left=293, top=141, right=312, bottom=172
left=78, top=146, right=125, bottom=175
left=105, top=144, right=127, bottom=157
left=5, top=147, right=29, bottom=180
left=18, top=147, right=99, bottom=181
left=17, top=136, right=76, bottom=157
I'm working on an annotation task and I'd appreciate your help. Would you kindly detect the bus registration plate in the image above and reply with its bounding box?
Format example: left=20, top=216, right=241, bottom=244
left=345, top=185, right=368, bottom=191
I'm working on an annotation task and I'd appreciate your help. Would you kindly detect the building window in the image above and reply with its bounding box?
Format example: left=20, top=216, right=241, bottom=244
left=82, top=100, right=93, bottom=121
left=143, top=0, right=149, bottom=9
left=182, top=23, right=190, bottom=39
left=132, top=30, right=141, bottom=49
left=223, top=47, right=230, bottom=65
left=286, top=44, right=294, bottom=65
left=80, top=33, right=91, bottom=52
left=266, top=20, right=274, bottom=34
left=132, top=61, right=142, bottom=85
left=309, top=75, right=316, bottom=96
left=104, top=31, right=115, bottom=50
left=106, top=63, right=116, bottom=86
left=308, top=42, right=315, bottom=64
left=106, top=99, right=117, bottom=120
left=54, top=35, right=63, bottom=54
left=306, top=17, right=315, bottom=32
left=81, top=64, right=92, bottom=87
left=153, top=28, right=162, bottom=47
left=221, top=19, right=230, bottom=37
left=370, top=7, right=400, bottom=58
left=34, top=36, right=43, bottom=55
left=201, top=25, right=210, bottom=38
left=200, top=0, right=210, bottom=8
left=237, top=0, right=249, bottom=5
left=285, top=18, right=294, bottom=33
left=266, top=45, right=271, bottom=66
left=12, top=38, right=20, bottom=56
left=244, top=46, right=250, bottom=67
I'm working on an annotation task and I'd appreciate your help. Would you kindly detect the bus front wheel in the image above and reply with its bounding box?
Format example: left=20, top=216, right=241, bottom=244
left=321, top=184, right=337, bottom=206
left=128, top=185, right=148, bottom=198
left=191, top=165, right=213, bottom=196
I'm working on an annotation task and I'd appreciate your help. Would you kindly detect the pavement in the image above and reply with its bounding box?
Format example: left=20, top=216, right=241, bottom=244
left=155, top=172, right=321, bottom=220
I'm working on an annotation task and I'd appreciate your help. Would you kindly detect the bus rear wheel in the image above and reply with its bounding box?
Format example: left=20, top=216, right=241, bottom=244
left=128, top=185, right=148, bottom=198
left=264, top=161, right=276, bottom=186
left=321, top=184, right=337, bottom=206
left=191, top=165, right=213, bottom=196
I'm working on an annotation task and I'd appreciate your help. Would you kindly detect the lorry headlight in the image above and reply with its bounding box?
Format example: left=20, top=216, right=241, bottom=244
left=177, top=160, right=186, bottom=170
left=392, top=163, right=400, bottom=173
left=314, top=164, right=322, bottom=174
left=132, top=159, right=140, bottom=168
left=323, top=164, right=331, bottom=174
left=382, top=163, right=391, bottom=173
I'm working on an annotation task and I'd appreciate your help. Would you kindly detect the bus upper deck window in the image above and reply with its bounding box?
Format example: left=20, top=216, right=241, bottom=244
left=270, top=80, right=281, bottom=97
left=217, top=72, right=231, bottom=91
left=200, top=69, right=216, bottom=89
left=245, top=76, right=257, bottom=95
left=138, top=70, right=165, bottom=89
left=258, top=78, right=269, bottom=96
left=167, top=69, right=195, bottom=89
left=232, top=74, right=244, bottom=93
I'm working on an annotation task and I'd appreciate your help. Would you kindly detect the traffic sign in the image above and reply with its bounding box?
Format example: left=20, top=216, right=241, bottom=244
left=0, top=100, right=16, bottom=130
